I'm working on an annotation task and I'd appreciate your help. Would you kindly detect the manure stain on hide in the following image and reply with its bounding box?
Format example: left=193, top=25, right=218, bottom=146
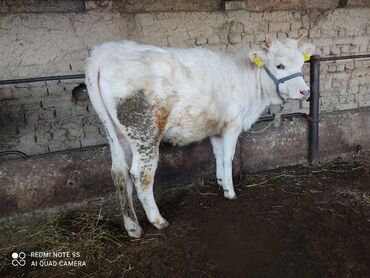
left=153, top=218, right=161, bottom=226
left=155, top=106, right=170, bottom=136
left=199, top=109, right=222, bottom=136
left=112, top=171, right=125, bottom=193
left=116, top=89, right=158, bottom=151
left=142, top=170, right=152, bottom=191
left=116, top=89, right=152, bottom=129
left=111, top=171, right=134, bottom=219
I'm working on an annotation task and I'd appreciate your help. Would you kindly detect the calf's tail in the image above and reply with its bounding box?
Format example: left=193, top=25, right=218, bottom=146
left=85, top=55, right=131, bottom=173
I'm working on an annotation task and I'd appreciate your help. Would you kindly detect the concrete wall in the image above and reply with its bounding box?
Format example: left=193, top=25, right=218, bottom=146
left=1, top=107, right=369, bottom=217
left=0, top=0, right=369, bottom=157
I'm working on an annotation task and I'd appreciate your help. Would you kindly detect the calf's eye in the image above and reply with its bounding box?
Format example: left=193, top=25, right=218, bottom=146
left=276, top=64, right=285, bottom=70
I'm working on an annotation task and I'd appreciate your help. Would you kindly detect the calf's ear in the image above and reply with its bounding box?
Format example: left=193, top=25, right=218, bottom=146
left=249, top=50, right=267, bottom=68
left=299, top=43, right=315, bottom=61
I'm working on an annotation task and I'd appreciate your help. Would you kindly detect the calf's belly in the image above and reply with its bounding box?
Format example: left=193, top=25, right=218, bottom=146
left=162, top=115, right=222, bottom=145
left=162, top=125, right=209, bottom=145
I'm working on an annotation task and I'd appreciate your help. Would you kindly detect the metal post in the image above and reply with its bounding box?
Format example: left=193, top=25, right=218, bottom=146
left=309, top=55, right=320, bottom=164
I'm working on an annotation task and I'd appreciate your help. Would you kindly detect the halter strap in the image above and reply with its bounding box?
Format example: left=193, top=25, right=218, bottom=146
left=263, top=66, right=303, bottom=101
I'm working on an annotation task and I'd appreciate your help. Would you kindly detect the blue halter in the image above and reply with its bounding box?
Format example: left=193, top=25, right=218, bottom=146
left=263, top=65, right=303, bottom=101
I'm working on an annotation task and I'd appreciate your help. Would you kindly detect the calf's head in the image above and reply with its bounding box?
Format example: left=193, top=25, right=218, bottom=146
left=249, top=35, right=315, bottom=102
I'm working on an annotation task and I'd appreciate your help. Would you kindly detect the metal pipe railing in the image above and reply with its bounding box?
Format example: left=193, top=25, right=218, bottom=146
left=320, top=54, right=370, bottom=61
left=1, top=52, right=370, bottom=163
left=0, top=74, right=85, bottom=85
left=307, top=53, right=370, bottom=164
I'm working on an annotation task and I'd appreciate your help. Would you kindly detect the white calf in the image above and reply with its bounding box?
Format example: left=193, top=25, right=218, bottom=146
left=85, top=35, right=315, bottom=238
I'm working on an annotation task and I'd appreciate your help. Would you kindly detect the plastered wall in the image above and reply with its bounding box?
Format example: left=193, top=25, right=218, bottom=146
left=0, top=0, right=369, bottom=156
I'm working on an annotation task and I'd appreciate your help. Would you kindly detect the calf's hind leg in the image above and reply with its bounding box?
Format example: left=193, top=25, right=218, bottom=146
left=130, top=146, right=169, bottom=229
left=110, top=139, right=142, bottom=238
left=88, top=85, right=141, bottom=237
left=116, top=89, right=169, bottom=230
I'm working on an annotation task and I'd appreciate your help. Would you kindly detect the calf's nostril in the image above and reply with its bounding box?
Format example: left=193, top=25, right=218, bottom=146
left=300, top=90, right=310, bottom=96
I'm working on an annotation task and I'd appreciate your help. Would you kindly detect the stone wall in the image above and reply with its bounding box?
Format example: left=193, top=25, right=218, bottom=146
left=0, top=1, right=369, bottom=157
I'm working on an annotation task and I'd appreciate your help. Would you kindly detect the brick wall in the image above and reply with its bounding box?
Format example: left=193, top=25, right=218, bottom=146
left=0, top=1, right=369, bottom=157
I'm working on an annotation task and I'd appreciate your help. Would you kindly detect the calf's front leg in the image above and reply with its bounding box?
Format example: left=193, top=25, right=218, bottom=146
left=210, top=136, right=224, bottom=187
left=220, top=127, right=240, bottom=199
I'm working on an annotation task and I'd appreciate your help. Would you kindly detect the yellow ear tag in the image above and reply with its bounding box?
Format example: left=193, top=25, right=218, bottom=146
left=304, top=53, right=311, bottom=62
left=253, top=56, right=263, bottom=67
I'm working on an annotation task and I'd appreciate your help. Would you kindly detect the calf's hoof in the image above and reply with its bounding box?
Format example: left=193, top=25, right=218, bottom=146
left=124, top=217, right=143, bottom=238
left=152, top=217, right=170, bottom=230
left=224, top=190, right=237, bottom=200
left=127, top=226, right=143, bottom=238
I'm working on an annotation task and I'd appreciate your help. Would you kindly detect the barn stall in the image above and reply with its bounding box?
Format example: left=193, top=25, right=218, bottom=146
left=0, top=0, right=369, bottom=277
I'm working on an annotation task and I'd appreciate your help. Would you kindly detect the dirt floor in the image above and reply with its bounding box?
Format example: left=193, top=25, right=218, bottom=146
left=0, top=152, right=369, bottom=278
